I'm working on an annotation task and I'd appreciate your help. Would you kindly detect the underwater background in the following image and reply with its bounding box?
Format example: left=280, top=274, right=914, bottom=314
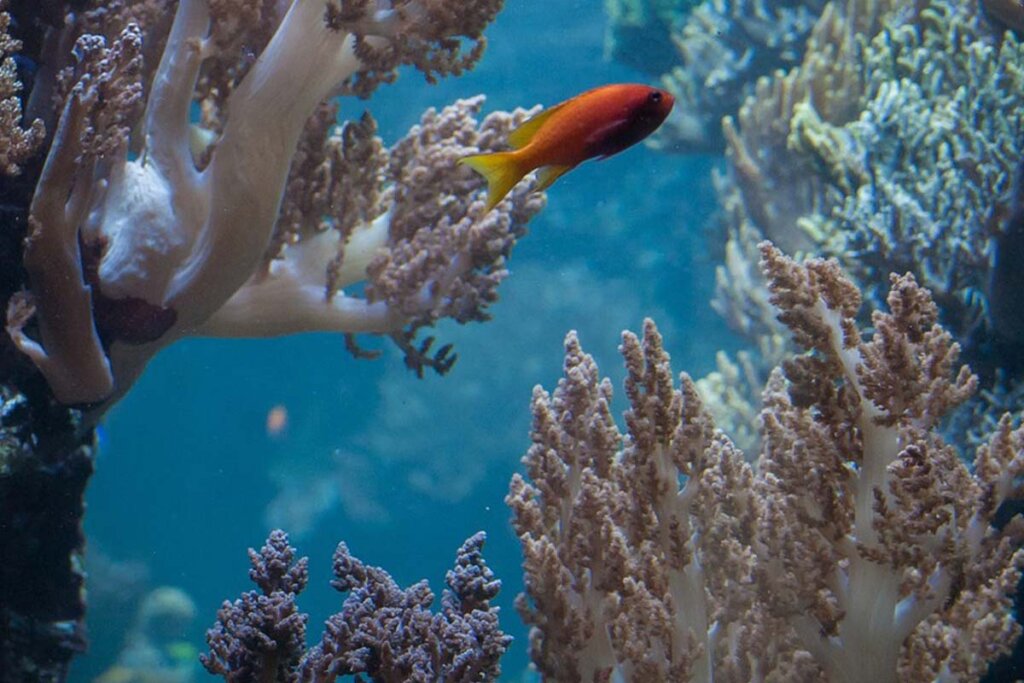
left=0, top=0, right=1017, bottom=680
left=72, top=2, right=736, bottom=680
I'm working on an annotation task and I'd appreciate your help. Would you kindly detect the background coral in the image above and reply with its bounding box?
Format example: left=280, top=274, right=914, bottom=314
left=604, top=0, right=829, bottom=153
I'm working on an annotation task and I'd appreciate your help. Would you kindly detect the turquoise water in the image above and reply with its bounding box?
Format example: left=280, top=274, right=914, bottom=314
left=72, top=2, right=738, bottom=680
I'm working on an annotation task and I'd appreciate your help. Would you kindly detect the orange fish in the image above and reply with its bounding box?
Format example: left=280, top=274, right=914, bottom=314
left=460, top=83, right=675, bottom=211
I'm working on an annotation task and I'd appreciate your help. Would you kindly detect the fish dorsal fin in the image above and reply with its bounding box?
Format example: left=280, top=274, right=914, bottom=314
left=508, top=101, right=570, bottom=149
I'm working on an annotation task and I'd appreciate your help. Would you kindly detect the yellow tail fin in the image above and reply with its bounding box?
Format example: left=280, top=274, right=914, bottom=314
left=459, top=151, right=527, bottom=212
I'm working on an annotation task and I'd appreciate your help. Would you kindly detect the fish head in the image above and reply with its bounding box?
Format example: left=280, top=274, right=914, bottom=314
left=628, top=86, right=675, bottom=134
left=647, top=87, right=675, bottom=119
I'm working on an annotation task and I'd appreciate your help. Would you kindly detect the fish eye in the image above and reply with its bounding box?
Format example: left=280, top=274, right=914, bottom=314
left=648, top=91, right=662, bottom=104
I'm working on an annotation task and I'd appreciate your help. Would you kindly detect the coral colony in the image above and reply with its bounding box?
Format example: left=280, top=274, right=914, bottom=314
left=508, top=245, right=1023, bottom=683
left=201, top=530, right=510, bottom=683
left=2, top=1, right=1024, bottom=682
left=3, top=0, right=540, bottom=409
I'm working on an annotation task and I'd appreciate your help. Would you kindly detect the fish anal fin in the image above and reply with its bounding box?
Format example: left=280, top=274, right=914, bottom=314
left=535, top=164, right=574, bottom=191
left=508, top=101, right=569, bottom=149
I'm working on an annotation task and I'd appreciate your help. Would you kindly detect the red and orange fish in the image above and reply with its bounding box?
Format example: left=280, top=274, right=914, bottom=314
left=461, top=83, right=675, bottom=210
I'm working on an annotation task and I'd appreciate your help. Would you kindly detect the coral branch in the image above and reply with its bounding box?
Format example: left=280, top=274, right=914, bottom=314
left=203, top=530, right=511, bottom=683
left=6, top=0, right=539, bottom=409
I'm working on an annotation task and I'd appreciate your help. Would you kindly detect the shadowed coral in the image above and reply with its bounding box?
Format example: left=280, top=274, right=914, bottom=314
left=0, top=2, right=45, bottom=176
left=983, top=0, right=1024, bottom=32
left=5, top=0, right=538, bottom=409
left=202, top=530, right=511, bottom=683
left=509, top=243, right=1024, bottom=682
left=603, top=0, right=696, bottom=75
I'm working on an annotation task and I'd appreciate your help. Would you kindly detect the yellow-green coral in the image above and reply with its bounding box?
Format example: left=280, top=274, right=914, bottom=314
left=793, top=3, right=1024, bottom=334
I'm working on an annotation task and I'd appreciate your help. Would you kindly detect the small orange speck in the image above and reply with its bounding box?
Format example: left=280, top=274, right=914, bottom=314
left=266, top=405, right=288, bottom=438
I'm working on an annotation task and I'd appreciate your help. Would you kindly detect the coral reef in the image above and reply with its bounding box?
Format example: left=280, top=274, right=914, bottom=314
left=786, top=2, right=1023, bottom=345
left=603, top=0, right=828, bottom=153
left=508, top=243, right=1024, bottom=682
left=712, top=0, right=1024, bottom=360
left=702, top=0, right=1024, bottom=452
left=4, top=0, right=542, bottom=409
left=0, top=0, right=533, bottom=679
left=202, top=529, right=510, bottom=683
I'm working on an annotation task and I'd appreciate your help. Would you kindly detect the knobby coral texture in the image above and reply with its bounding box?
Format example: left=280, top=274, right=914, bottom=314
left=3, top=0, right=543, bottom=409
left=508, top=243, right=1024, bottom=683
left=711, top=0, right=1024, bottom=379
left=201, top=529, right=511, bottom=683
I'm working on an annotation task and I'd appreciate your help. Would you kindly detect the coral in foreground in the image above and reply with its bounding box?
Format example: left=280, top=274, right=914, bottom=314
left=4, top=0, right=542, bottom=409
left=0, top=1, right=530, bottom=679
left=202, top=530, right=510, bottom=683
left=509, top=243, right=1024, bottom=682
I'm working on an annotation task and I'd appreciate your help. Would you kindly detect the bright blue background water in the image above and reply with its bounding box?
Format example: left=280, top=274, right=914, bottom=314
left=72, top=2, right=740, bottom=680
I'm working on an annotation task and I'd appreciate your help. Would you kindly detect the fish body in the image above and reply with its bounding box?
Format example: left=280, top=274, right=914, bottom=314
left=461, top=83, right=674, bottom=210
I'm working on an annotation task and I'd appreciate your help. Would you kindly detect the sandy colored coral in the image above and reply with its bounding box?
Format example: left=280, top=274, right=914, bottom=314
left=509, top=321, right=780, bottom=683
left=364, top=97, right=545, bottom=365
left=326, top=0, right=503, bottom=97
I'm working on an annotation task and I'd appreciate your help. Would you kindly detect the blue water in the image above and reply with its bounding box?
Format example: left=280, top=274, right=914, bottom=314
left=72, top=2, right=739, bottom=680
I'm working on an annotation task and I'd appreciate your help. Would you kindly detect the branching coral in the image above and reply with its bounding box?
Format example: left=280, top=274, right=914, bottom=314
left=202, top=529, right=511, bottom=683
left=508, top=320, right=785, bottom=683
left=0, top=1, right=45, bottom=176
left=704, top=0, right=1024, bottom=443
left=5, top=0, right=541, bottom=408
left=788, top=2, right=1024, bottom=338
left=509, top=243, right=1024, bottom=682
left=625, top=0, right=829, bottom=153
left=713, top=0, right=1024, bottom=368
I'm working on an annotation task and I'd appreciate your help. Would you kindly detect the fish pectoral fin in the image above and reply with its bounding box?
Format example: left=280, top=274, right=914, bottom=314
left=583, top=115, right=632, bottom=149
left=508, top=101, right=570, bottom=149
left=535, top=164, right=574, bottom=191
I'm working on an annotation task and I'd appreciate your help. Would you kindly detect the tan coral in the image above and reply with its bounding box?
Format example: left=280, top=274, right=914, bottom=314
left=0, top=3, right=45, bottom=176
